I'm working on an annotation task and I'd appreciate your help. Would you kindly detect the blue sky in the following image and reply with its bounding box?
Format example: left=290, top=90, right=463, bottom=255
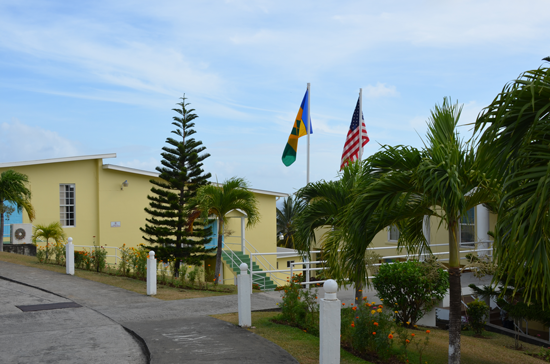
left=0, top=0, right=548, bottom=195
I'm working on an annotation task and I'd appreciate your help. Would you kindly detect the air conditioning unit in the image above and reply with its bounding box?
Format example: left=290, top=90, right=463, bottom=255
left=10, top=223, right=33, bottom=245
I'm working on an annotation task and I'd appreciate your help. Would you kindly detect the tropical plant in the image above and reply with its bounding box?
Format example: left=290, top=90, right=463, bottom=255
left=474, top=61, right=550, bottom=306
left=0, top=170, right=35, bottom=251
left=343, top=98, right=498, bottom=364
left=32, top=222, right=66, bottom=262
left=141, top=95, right=214, bottom=276
left=276, top=195, right=305, bottom=248
left=294, top=161, right=369, bottom=305
left=191, top=177, right=260, bottom=284
left=279, top=274, right=319, bottom=334
left=466, top=299, right=489, bottom=336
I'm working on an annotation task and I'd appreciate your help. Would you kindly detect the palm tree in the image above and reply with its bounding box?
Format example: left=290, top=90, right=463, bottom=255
left=345, top=98, right=497, bottom=364
left=191, top=177, right=260, bottom=285
left=0, top=170, right=35, bottom=252
left=276, top=195, right=305, bottom=248
left=475, top=62, right=550, bottom=305
left=33, top=222, right=66, bottom=262
left=294, top=161, right=367, bottom=305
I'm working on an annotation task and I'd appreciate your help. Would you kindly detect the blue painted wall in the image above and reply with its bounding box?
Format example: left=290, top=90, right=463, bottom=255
left=204, top=220, right=221, bottom=250
left=2, top=201, right=23, bottom=238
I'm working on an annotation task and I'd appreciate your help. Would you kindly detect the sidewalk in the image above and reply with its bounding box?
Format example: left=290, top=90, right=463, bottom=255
left=0, top=260, right=297, bottom=364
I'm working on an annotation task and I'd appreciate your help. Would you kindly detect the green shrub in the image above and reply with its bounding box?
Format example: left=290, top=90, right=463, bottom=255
left=467, top=299, right=489, bottom=335
left=91, top=243, right=107, bottom=273
left=373, top=258, right=449, bottom=326
left=53, top=241, right=66, bottom=265
left=347, top=302, right=395, bottom=359
left=279, top=274, right=319, bottom=334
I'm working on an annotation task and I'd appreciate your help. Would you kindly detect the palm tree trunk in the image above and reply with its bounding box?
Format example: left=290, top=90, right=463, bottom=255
left=448, top=222, right=461, bottom=364
left=355, top=281, right=363, bottom=306
left=0, top=209, right=4, bottom=252
left=214, top=220, right=224, bottom=285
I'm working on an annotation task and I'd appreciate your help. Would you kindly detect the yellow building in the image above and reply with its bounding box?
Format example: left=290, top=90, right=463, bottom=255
left=0, top=153, right=288, bottom=288
left=309, top=205, right=496, bottom=268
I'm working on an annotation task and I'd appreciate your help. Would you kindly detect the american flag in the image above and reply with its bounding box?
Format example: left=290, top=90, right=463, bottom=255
left=340, top=97, right=369, bottom=169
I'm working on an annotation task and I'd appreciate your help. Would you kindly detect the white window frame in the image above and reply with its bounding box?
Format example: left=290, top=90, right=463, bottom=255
left=60, top=184, right=76, bottom=227
left=459, top=207, right=475, bottom=245
left=388, top=225, right=400, bottom=242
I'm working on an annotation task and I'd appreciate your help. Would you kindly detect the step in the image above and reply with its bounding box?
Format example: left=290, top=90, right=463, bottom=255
left=221, top=250, right=277, bottom=291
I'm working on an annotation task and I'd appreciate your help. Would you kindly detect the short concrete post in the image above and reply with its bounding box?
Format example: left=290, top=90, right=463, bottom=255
left=320, top=279, right=340, bottom=364
left=147, top=251, right=157, bottom=296
left=65, top=237, right=74, bottom=275
left=238, top=263, right=252, bottom=327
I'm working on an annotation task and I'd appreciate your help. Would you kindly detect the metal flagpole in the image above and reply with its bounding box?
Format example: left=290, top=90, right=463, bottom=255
left=359, top=88, right=363, bottom=161
left=307, top=83, right=311, bottom=184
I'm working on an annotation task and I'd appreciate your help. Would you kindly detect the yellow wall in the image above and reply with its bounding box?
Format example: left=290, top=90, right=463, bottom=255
left=308, top=205, right=497, bottom=265
left=1, top=158, right=283, bottom=283
left=274, top=255, right=303, bottom=285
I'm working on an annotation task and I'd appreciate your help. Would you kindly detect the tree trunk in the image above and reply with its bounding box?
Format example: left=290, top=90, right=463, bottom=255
left=448, top=222, right=461, bottom=364
left=214, top=220, right=224, bottom=285
left=0, top=210, right=4, bottom=252
left=355, top=281, right=363, bottom=306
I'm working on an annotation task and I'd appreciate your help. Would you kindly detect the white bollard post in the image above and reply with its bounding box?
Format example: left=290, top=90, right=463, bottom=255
left=238, top=263, right=252, bottom=327
left=320, top=279, right=341, bottom=364
left=147, top=251, right=157, bottom=296
left=65, top=237, right=74, bottom=275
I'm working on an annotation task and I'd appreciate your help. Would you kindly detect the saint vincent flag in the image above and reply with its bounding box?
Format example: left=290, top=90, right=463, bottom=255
left=282, top=89, right=312, bottom=166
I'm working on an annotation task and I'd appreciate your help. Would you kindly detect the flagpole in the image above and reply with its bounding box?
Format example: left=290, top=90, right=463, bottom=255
left=307, top=82, right=311, bottom=184
left=359, top=88, right=363, bottom=161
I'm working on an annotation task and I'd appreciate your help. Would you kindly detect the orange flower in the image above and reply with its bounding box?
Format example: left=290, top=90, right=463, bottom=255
left=388, top=334, right=394, bottom=339
left=426, top=330, right=430, bottom=334
left=315, top=296, right=318, bottom=299
left=406, top=339, right=410, bottom=343
left=359, top=290, right=362, bottom=292
left=351, top=303, right=354, bottom=306
left=363, top=297, right=367, bottom=301
left=373, top=322, right=379, bottom=326
left=303, top=329, right=307, bottom=332
left=352, top=307, right=357, bottom=311
left=351, top=323, right=355, bottom=328
left=411, top=333, right=415, bottom=337
left=298, top=297, right=301, bottom=300
left=342, top=303, right=345, bottom=306
left=372, top=332, right=376, bottom=335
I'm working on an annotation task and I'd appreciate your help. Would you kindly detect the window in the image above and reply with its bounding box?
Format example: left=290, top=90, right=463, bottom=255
left=460, top=207, right=475, bottom=244
left=388, top=225, right=400, bottom=242
left=287, top=260, right=295, bottom=268
left=60, top=184, right=75, bottom=227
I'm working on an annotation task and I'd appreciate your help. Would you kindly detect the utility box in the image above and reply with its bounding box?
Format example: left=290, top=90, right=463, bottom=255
left=10, top=223, right=33, bottom=245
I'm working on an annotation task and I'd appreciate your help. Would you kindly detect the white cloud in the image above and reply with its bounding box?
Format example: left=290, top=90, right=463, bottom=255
left=0, top=119, right=80, bottom=162
left=363, top=83, right=399, bottom=99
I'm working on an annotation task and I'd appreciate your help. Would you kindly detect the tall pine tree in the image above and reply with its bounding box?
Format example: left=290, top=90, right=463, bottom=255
left=141, top=95, right=213, bottom=275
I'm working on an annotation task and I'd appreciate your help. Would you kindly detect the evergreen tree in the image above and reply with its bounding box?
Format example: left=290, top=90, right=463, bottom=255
left=141, top=95, right=213, bottom=275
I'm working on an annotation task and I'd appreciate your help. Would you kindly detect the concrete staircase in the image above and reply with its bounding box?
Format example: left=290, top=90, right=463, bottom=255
left=222, top=250, right=277, bottom=291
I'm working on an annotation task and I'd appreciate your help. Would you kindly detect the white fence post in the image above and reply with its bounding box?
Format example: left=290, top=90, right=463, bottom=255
left=238, top=263, right=252, bottom=327
left=65, top=237, right=74, bottom=275
left=320, top=279, right=340, bottom=364
left=147, top=251, right=157, bottom=296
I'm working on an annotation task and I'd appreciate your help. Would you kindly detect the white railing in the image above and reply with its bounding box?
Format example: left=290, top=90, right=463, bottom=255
left=73, top=245, right=122, bottom=265
left=250, top=241, right=494, bottom=289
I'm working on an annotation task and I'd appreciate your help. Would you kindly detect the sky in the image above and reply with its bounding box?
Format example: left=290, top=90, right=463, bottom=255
left=0, top=0, right=548, bottom=196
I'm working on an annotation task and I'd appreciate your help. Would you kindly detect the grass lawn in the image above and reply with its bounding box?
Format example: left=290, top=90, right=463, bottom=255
left=0, top=251, right=244, bottom=300
left=213, top=311, right=546, bottom=364
left=212, top=311, right=371, bottom=364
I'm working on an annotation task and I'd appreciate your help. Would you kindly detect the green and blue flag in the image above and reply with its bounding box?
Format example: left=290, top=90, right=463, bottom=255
left=282, top=89, right=312, bottom=166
